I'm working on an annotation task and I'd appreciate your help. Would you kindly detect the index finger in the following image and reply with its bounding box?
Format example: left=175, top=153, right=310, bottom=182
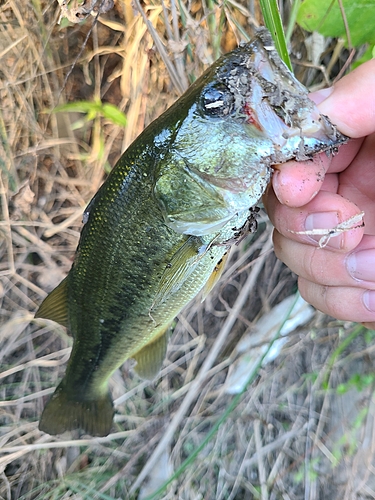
left=271, top=152, right=330, bottom=207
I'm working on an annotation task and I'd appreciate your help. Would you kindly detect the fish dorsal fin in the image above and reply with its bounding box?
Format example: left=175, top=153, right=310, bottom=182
left=133, top=328, right=170, bottom=380
left=152, top=236, right=205, bottom=311
left=201, top=251, right=228, bottom=302
left=34, top=277, right=68, bottom=327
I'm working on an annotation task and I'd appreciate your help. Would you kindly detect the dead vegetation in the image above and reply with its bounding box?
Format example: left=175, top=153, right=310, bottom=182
left=1, top=1, right=375, bottom=499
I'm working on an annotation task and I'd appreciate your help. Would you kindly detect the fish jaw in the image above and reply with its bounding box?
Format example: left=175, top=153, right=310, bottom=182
left=154, top=28, right=347, bottom=237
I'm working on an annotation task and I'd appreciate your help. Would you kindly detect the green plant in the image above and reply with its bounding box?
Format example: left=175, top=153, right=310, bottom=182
left=53, top=100, right=127, bottom=128
left=297, top=0, right=375, bottom=47
left=259, top=0, right=292, bottom=69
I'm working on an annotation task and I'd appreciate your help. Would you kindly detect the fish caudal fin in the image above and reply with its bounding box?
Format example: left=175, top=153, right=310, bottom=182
left=39, top=382, right=114, bottom=437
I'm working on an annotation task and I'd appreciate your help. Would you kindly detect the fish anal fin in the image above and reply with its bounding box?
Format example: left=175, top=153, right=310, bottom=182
left=39, top=381, right=114, bottom=437
left=133, top=328, right=170, bottom=380
left=34, top=277, right=68, bottom=327
left=201, top=252, right=228, bottom=302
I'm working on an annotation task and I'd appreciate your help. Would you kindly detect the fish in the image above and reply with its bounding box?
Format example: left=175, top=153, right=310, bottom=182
left=35, top=28, right=347, bottom=436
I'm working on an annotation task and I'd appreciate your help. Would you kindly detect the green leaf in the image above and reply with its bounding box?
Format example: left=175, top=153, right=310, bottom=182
left=297, top=0, right=375, bottom=47
left=101, top=104, right=127, bottom=127
left=352, top=44, right=375, bottom=69
left=53, top=101, right=127, bottom=127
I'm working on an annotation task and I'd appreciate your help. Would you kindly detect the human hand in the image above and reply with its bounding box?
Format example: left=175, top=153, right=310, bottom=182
left=263, top=59, right=375, bottom=329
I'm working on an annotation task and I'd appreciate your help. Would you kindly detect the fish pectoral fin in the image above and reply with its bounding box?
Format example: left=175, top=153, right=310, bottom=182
left=155, top=161, right=231, bottom=234
left=133, top=328, right=170, bottom=380
left=201, top=251, right=229, bottom=302
left=34, top=276, right=69, bottom=327
left=151, top=236, right=204, bottom=310
left=39, top=381, right=114, bottom=437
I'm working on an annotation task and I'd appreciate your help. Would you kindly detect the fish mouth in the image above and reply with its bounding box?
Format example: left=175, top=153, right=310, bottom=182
left=211, top=28, right=347, bottom=160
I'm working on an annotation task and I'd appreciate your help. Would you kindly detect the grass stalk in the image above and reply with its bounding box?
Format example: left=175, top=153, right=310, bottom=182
left=321, top=324, right=366, bottom=389
left=285, top=0, right=301, bottom=44
left=259, top=0, right=292, bottom=70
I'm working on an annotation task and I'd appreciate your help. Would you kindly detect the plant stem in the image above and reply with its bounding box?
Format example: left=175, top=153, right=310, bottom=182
left=259, top=0, right=292, bottom=70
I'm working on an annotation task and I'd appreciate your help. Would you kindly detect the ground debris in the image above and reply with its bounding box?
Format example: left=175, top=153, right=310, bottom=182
left=57, top=0, right=114, bottom=24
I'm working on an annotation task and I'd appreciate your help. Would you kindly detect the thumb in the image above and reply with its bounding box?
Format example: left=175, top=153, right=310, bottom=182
left=316, top=59, right=375, bottom=138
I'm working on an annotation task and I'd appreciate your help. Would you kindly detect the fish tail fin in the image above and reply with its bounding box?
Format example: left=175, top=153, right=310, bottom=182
left=39, top=381, right=114, bottom=437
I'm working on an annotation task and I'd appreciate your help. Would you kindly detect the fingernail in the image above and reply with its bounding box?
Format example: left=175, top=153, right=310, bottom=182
left=363, top=290, right=375, bottom=313
left=347, top=250, right=375, bottom=282
left=312, top=87, right=334, bottom=105
left=272, top=170, right=287, bottom=204
left=305, top=212, right=341, bottom=249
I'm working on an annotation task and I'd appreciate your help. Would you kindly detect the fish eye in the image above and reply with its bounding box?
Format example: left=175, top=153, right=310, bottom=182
left=201, top=85, right=233, bottom=116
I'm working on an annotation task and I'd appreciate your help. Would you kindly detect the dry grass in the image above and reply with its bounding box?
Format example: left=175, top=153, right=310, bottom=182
left=1, top=1, right=375, bottom=499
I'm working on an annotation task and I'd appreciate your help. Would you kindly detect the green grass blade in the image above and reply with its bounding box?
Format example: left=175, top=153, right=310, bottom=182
left=259, top=0, right=292, bottom=70
left=285, top=0, right=301, bottom=44
left=321, top=324, right=365, bottom=389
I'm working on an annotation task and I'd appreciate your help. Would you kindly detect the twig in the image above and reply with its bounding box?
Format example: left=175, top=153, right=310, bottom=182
left=289, top=212, right=365, bottom=248
left=333, top=48, right=356, bottom=84
left=0, top=176, right=15, bottom=275
left=0, top=430, right=134, bottom=469
left=243, top=422, right=309, bottom=468
left=133, top=0, right=186, bottom=95
left=0, top=348, right=71, bottom=381
left=254, top=419, right=269, bottom=500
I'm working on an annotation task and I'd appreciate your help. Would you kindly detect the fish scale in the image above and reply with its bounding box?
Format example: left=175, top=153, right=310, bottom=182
left=35, top=28, right=347, bottom=436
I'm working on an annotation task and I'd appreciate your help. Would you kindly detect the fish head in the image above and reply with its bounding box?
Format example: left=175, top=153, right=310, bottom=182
left=175, top=27, right=346, bottom=187
left=154, top=28, right=347, bottom=236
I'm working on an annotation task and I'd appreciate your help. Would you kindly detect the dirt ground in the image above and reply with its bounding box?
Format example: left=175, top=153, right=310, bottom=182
left=1, top=1, right=375, bottom=499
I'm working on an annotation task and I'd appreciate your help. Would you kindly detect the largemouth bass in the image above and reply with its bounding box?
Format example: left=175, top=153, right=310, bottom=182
left=35, top=28, right=347, bottom=436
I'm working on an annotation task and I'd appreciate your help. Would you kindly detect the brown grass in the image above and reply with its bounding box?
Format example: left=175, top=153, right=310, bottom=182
left=1, top=1, right=375, bottom=499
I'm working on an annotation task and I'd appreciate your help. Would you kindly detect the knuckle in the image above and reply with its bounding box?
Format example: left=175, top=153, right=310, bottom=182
left=302, top=248, right=326, bottom=285
left=324, top=292, right=346, bottom=319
